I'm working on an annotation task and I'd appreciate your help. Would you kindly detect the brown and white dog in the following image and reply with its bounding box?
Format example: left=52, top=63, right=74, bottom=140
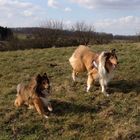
left=14, top=73, right=53, bottom=118
left=69, top=45, right=118, bottom=96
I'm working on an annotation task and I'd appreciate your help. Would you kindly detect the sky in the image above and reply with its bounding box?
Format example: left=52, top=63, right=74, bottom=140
left=0, top=0, right=140, bottom=35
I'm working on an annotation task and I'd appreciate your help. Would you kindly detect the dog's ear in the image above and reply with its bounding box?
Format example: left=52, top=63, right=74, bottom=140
left=43, top=73, right=50, bottom=83
left=104, top=52, right=110, bottom=57
left=43, top=73, right=49, bottom=80
left=111, top=49, right=116, bottom=54
left=36, top=74, right=42, bottom=83
left=43, top=73, right=47, bottom=77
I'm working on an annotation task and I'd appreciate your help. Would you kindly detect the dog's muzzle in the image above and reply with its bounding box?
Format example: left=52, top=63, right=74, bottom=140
left=112, top=62, right=119, bottom=69
left=42, top=88, right=51, bottom=96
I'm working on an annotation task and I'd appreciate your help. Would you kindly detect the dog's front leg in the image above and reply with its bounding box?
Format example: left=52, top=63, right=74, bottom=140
left=40, top=97, right=53, bottom=112
left=72, top=70, right=76, bottom=81
left=28, top=104, right=34, bottom=109
left=33, top=98, right=49, bottom=119
left=86, top=74, right=93, bottom=92
left=100, top=79, right=109, bottom=97
left=47, top=102, right=53, bottom=112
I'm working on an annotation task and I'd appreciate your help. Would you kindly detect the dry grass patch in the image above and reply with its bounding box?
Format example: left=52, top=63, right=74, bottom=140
left=0, top=42, right=140, bottom=139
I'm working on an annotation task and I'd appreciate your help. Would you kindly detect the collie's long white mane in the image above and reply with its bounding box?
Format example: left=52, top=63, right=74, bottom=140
left=98, top=52, right=107, bottom=78
left=98, top=51, right=113, bottom=96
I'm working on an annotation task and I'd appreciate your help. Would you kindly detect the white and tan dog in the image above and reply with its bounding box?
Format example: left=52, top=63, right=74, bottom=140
left=69, top=45, right=118, bottom=96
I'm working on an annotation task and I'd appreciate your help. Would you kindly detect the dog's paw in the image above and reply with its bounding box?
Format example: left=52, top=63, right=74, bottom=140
left=86, top=85, right=91, bottom=92
left=106, top=93, right=109, bottom=97
left=103, top=92, right=109, bottom=97
left=44, top=115, right=49, bottom=119
left=48, top=105, right=53, bottom=112
left=28, top=105, right=34, bottom=109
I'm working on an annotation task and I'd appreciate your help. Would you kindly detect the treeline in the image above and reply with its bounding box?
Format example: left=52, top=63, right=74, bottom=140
left=114, top=35, right=140, bottom=41
left=0, top=26, right=13, bottom=51
left=10, top=22, right=113, bottom=49
left=9, top=21, right=114, bottom=50
left=0, top=20, right=140, bottom=51
left=0, top=26, right=13, bottom=40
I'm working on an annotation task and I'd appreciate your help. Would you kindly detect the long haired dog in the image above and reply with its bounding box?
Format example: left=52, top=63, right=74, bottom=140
left=14, top=73, right=52, bottom=119
left=97, top=51, right=118, bottom=96
left=69, top=45, right=118, bottom=96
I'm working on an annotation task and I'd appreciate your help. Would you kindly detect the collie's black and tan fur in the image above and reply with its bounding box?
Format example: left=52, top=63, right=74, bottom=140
left=14, top=73, right=52, bottom=118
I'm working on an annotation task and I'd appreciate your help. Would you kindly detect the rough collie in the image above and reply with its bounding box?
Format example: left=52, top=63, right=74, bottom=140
left=69, top=45, right=118, bottom=96
left=14, top=73, right=53, bottom=118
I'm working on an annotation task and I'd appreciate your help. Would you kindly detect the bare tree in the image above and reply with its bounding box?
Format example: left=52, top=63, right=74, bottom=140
left=33, top=20, right=95, bottom=48
left=41, top=19, right=64, bottom=30
left=71, top=21, right=94, bottom=45
left=33, top=19, right=64, bottom=47
left=41, top=20, right=64, bottom=46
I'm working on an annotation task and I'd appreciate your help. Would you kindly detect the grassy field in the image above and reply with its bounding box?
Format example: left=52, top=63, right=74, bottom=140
left=0, top=42, right=140, bottom=140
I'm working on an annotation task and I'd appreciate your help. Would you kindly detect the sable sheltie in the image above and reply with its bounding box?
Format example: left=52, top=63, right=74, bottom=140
left=14, top=73, right=53, bottom=118
left=69, top=45, right=118, bottom=96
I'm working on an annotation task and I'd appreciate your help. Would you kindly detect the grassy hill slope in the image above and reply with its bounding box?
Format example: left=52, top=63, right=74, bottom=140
left=0, top=42, right=140, bottom=140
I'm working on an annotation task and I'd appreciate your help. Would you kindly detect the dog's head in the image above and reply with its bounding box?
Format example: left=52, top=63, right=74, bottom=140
left=104, top=49, right=118, bottom=69
left=36, top=73, right=50, bottom=92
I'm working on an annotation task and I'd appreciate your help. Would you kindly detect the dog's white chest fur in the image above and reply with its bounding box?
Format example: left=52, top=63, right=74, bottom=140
left=98, top=63, right=106, bottom=78
left=98, top=54, right=107, bottom=78
left=98, top=52, right=113, bottom=87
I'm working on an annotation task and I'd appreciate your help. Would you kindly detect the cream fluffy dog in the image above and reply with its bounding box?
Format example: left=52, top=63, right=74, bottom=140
left=69, top=45, right=118, bottom=96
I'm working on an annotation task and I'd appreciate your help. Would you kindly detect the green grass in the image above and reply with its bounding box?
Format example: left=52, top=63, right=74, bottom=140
left=0, top=42, right=140, bottom=140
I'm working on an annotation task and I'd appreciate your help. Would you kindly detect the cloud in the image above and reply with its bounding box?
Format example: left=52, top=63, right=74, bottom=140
left=0, top=0, right=7, bottom=6
left=48, top=0, right=59, bottom=8
left=10, top=0, right=33, bottom=8
left=0, top=0, right=38, bottom=16
left=47, top=0, right=72, bottom=12
left=0, top=0, right=33, bottom=9
left=70, top=0, right=140, bottom=9
left=64, top=7, right=72, bottom=12
left=94, top=16, right=140, bottom=35
left=23, top=10, right=33, bottom=17
left=0, top=0, right=45, bottom=27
